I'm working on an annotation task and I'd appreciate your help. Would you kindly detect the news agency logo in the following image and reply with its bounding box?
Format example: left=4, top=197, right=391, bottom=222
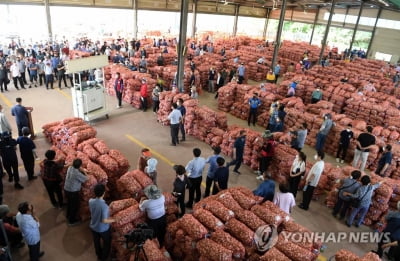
left=280, top=231, right=391, bottom=244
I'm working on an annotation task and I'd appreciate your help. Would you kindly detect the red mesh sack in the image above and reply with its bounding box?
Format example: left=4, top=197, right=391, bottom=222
left=93, top=140, right=110, bottom=154
left=179, top=214, right=208, bottom=240
left=235, top=209, right=266, bottom=231
left=334, top=249, right=359, bottom=261
left=260, top=247, right=290, bottom=261
left=211, top=230, right=245, bottom=259
left=216, top=192, right=243, bottom=212
left=109, top=198, right=137, bottom=216
left=97, top=154, right=119, bottom=172
left=142, top=239, right=166, bottom=261
left=204, top=200, right=235, bottom=222
left=225, top=218, right=254, bottom=246
left=193, top=208, right=224, bottom=231
left=275, top=234, right=316, bottom=261
left=197, top=238, right=233, bottom=261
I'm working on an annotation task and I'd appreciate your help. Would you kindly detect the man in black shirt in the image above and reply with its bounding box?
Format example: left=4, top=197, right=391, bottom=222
left=352, top=126, right=375, bottom=172
left=336, top=124, right=354, bottom=164
left=212, top=157, right=229, bottom=195
left=226, top=130, right=246, bottom=174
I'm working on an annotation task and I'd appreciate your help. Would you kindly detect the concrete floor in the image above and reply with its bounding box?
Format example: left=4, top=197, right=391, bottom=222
left=0, top=82, right=381, bottom=260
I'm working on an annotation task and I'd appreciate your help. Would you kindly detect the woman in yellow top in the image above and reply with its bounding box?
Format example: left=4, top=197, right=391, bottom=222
left=266, top=70, right=276, bottom=83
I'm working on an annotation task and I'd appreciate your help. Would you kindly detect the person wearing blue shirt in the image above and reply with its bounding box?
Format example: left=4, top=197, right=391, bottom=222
left=89, top=184, right=115, bottom=261
left=376, top=144, right=392, bottom=177
left=212, top=157, right=229, bottom=195
left=204, top=146, right=222, bottom=198
left=237, top=63, right=245, bottom=84
left=17, top=127, right=37, bottom=180
left=226, top=130, right=246, bottom=175
left=253, top=172, right=275, bottom=202
left=185, top=148, right=206, bottom=208
left=11, top=97, right=30, bottom=137
left=51, top=54, right=60, bottom=79
left=17, top=202, right=44, bottom=261
left=167, top=103, right=182, bottom=146
left=177, top=98, right=186, bottom=142
left=248, top=93, right=261, bottom=126
left=274, top=62, right=281, bottom=83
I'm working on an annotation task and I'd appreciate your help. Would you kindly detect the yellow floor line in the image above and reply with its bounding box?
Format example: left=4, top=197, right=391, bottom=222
left=0, top=92, right=12, bottom=108
left=56, top=88, right=72, bottom=99
left=125, top=134, right=175, bottom=166
left=125, top=134, right=207, bottom=188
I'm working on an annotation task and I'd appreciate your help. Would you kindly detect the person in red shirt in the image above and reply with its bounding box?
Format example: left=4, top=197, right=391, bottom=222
left=114, top=72, right=124, bottom=108
left=140, top=78, right=148, bottom=112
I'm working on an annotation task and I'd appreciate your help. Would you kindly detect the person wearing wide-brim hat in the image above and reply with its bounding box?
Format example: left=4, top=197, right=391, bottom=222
left=139, top=185, right=166, bottom=247
left=257, top=130, right=276, bottom=180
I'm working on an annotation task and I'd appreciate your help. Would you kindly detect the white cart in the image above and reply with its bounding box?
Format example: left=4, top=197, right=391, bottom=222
left=65, top=55, right=109, bottom=122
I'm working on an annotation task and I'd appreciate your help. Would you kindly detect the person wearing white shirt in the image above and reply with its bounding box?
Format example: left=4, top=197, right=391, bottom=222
left=10, top=61, right=24, bottom=90
left=44, top=58, right=54, bottom=89
left=0, top=104, right=12, bottom=134
left=185, top=148, right=206, bottom=208
left=299, top=151, right=325, bottom=211
left=167, top=103, right=182, bottom=146
left=288, top=151, right=306, bottom=198
left=273, top=183, right=296, bottom=214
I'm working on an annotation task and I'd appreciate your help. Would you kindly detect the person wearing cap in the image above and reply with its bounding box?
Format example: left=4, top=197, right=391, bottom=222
left=336, top=124, right=354, bottom=164
left=0, top=205, right=24, bottom=249
left=40, top=150, right=64, bottom=208
left=64, top=158, right=88, bottom=226
left=17, top=127, right=38, bottom=181
left=237, top=63, right=245, bottom=84
left=145, top=157, right=158, bottom=185
left=204, top=146, right=222, bottom=198
left=185, top=148, right=206, bottom=208
left=248, top=93, right=261, bottom=127
left=311, top=86, right=323, bottom=104
left=315, top=113, right=334, bottom=152
left=212, top=157, right=229, bottom=195
left=266, top=70, right=276, bottom=84
left=17, top=202, right=44, bottom=261
left=226, top=130, right=246, bottom=175
left=167, top=103, right=182, bottom=146
left=140, top=78, right=148, bottom=112
left=253, top=172, right=275, bottom=202
left=172, top=165, right=189, bottom=217
left=139, top=185, right=166, bottom=247
left=0, top=132, right=23, bottom=189
left=89, top=183, right=115, bottom=261
left=138, top=148, right=151, bottom=172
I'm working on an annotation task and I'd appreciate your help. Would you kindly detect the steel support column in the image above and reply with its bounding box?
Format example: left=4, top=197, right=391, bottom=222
left=318, top=0, right=336, bottom=65
left=132, top=0, right=138, bottom=39
left=177, top=0, right=189, bottom=93
left=44, top=0, right=53, bottom=42
left=348, top=1, right=365, bottom=52
left=343, top=6, right=349, bottom=27
left=271, top=0, right=287, bottom=69
left=309, top=7, right=320, bottom=45
left=262, top=8, right=271, bottom=40
left=232, top=4, right=240, bottom=36
left=191, top=0, right=198, bottom=38
left=366, top=7, right=382, bottom=58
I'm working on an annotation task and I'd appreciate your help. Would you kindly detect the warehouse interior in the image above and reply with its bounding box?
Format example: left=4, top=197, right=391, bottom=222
left=0, top=0, right=400, bottom=261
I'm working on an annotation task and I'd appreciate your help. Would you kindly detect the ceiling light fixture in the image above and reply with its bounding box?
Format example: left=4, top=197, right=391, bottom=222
left=224, top=0, right=228, bottom=5
left=377, top=0, right=390, bottom=6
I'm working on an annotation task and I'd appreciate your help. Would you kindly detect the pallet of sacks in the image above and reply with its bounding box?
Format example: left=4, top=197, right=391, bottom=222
left=165, top=187, right=321, bottom=261
left=156, top=91, right=191, bottom=125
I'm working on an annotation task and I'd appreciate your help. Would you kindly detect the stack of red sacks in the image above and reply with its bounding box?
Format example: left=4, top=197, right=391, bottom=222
left=110, top=198, right=173, bottom=261
left=335, top=249, right=380, bottom=261
left=217, top=83, right=237, bottom=112
left=165, top=187, right=321, bottom=260
left=103, top=64, right=157, bottom=109
left=189, top=106, right=228, bottom=143
left=156, top=92, right=191, bottom=125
